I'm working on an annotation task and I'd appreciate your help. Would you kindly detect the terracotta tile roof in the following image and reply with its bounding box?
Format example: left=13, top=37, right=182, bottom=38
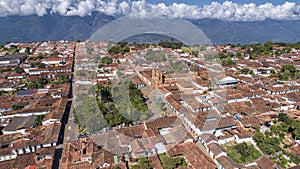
left=61, top=137, right=118, bottom=169
left=149, top=155, right=163, bottom=169
left=0, top=103, right=12, bottom=109
left=207, top=142, right=226, bottom=156
left=12, top=122, right=61, bottom=149
left=239, top=115, right=261, bottom=128
left=224, top=101, right=255, bottom=115
left=24, top=165, right=36, bottom=169
left=131, top=75, right=145, bottom=85
left=192, top=111, right=238, bottom=132
left=2, top=107, right=50, bottom=116
left=227, top=127, right=254, bottom=139
left=250, top=98, right=274, bottom=114
left=199, top=133, right=217, bottom=143
left=216, top=155, right=240, bottom=169
left=130, top=140, right=146, bottom=154
left=0, top=153, right=36, bottom=169
left=161, top=125, right=193, bottom=144
left=166, top=142, right=216, bottom=169
left=117, top=125, right=148, bottom=138
left=146, top=116, right=181, bottom=136
left=287, top=145, right=300, bottom=157
left=284, top=92, right=300, bottom=102
left=0, top=147, right=13, bottom=156
left=194, top=77, right=210, bottom=87
left=0, top=133, right=20, bottom=147
left=255, top=156, right=282, bottom=169
left=4, top=116, right=36, bottom=132
left=165, top=95, right=182, bottom=112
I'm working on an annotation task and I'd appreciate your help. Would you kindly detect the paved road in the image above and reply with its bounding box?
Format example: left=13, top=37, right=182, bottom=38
left=64, top=100, right=79, bottom=142
left=52, top=46, right=76, bottom=169
left=52, top=100, right=72, bottom=169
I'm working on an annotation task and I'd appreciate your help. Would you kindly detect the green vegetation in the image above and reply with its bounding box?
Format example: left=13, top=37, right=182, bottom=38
left=166, top=58, right=188, bottom=74
left=271, top=151, right=300, bottom=168
left=253, top=113, right=300, bottom=168
left=75, top=95, right=108, bottom=133
left=75, top=70, right=87, bottom=76
left=131, top=157, right=153, bottom=169
left=102, top=105, right=130, bottom=126
left=222, top=41, right=300, bottom=59
left=27, top=77, right=49, bottom=89
left=158, top=153, right=187, bottom=169
left=112, top=81, right=151, bottom=122
left=74, top=110, right=84, bottom=133
left=3, top=45, right=19, bottom=53
left=181, top=46, right=199, bottom=56
left=0, top=90, right=17, bottom=96
left=27, top=81, right=38, bottom=89
left=237, top=68, right=255, bottom=76
left=144, top=50, right=167, bottom=62
left=93, top=54, right=101, bottom=63
left=101, top=56, right=113, bottom=65
left=15, top=67, right=25, bottom=74
left=98, top=63, right=103, bottom=69
left=157, top=99, right=167, bottom=112
left=132, top=43, right=152, bottom=48
left=52, top=74, right=70, bottom=84
left=31, top=62, right=46, bottom=68
left=113, top=167, right=121, bottom=169
left=95, top=84, right=130, bottom=127
left=240, top=68, right=253, bottom=74
left=273, top=42, right=300, bottom=50
left=86, top=45, right=94, bottom=55
left=204, top=53, right=222, bottom=60
left=35, top=115, right=45, bottom=126
left=253, top=131, right=282, bottom=155
left=12, top=104, right=24, bottom=111
left=24, top=47, right=31, bottom=54
left=27, top=74, right=68, bottom=88
left=223, top=143, right=261, bottom=164
left=278, top=113, right=292, bottom=124
left=29, top=54, right=44, bottom=60
left=280, top=64, right=299, bottom=81
left=129, top=82, right=149, bottom=112
left=276, top=113, right=300, bottom=140
left=0, top=68, right=10, bottom=74
left=246, top=42, right=274, bottom=57
left=221, top=57, right=236, bottom=66
left=75, top=82, right=150, bottom=133
left=50, top=51, right=60, bottom=56
left=108, top=42, right=130, bottom=54
left=158, top=40, right=183, bottom=49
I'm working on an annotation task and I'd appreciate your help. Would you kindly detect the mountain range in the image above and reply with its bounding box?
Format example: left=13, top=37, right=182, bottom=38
left=1, top=12, right=300, bottom=45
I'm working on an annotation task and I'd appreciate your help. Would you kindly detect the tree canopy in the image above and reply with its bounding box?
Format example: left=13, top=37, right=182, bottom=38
left=108, top=42, right=130, bottom=54
left=158, top=40, right=183, bottom=49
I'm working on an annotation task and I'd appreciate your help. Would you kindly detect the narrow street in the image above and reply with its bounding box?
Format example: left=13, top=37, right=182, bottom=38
left=52, top=99, right=72, bottom=169
left=52, top=46, right=76, bottom=169
left=64, top=98, right=79, bottom=142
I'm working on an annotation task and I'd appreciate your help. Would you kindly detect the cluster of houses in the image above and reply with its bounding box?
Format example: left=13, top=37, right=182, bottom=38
left=0, top=41, right=74, bottom=168
left=1, top=41, right=300, bottom=168
left=61, top=42, right=299, bottom=169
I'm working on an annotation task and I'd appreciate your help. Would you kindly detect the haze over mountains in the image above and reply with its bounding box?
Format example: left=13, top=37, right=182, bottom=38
left=1, top=12, right=300, bottom=45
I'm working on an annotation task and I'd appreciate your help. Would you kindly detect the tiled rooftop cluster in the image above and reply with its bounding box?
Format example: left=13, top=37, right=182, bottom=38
left=1, top=41, right=300, bottom=168
left=0, top=41, right=74, bottom=168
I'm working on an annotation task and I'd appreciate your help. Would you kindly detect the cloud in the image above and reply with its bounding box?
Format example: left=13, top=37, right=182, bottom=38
left=0, top=0, right=300, bottom=21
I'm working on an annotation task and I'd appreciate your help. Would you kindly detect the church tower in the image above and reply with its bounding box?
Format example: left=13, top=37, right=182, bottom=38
left=152, top=68, right=163, bottom=88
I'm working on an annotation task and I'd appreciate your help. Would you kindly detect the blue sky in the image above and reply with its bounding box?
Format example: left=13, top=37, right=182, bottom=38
left=145, top=0, right=299, bottom=6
